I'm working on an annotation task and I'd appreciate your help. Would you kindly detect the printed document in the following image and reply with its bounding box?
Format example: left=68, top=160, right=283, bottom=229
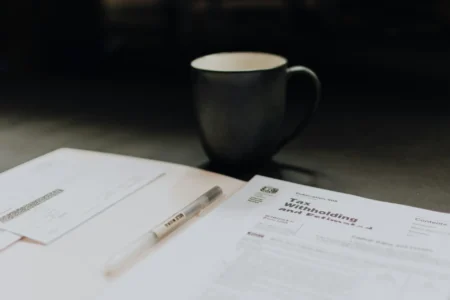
left=0, top=148, right=165, bottom=244
left=98, top=175, right=450, bottom=300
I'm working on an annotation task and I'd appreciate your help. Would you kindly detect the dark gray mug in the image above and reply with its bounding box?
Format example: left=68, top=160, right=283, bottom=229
left=191, top=52, right=321, bottom=167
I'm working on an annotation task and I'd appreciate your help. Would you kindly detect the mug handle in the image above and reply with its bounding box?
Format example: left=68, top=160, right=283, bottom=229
left=277, top=66, right=321, bottom=151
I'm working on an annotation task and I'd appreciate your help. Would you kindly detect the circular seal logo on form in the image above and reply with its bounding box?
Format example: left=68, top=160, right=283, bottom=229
left=260, top=186, right=279, bottom=194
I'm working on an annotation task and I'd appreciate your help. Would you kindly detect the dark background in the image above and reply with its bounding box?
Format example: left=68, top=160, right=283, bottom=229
left=4, top=0, right=450, bottom=107
left=2, top=0, right=450, bottom=210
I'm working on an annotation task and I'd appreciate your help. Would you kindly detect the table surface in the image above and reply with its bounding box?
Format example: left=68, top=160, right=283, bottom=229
left=1, top=75, right=450, bottom=300
left=0, top=76, right=449, bottom=214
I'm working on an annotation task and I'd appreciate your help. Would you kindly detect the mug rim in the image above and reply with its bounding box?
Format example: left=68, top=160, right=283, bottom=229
left=190, top=51, right=287, bottom=73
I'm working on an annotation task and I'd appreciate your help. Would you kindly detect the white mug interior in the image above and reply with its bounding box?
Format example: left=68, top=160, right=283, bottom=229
left=191, top=52, right=287, bottom=72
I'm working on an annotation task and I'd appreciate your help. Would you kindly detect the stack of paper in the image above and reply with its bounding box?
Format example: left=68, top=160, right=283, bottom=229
left=0, top=148, right=165, bottom=249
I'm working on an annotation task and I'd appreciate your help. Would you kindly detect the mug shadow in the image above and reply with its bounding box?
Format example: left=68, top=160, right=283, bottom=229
left=199, top=160, right=321, bottom=187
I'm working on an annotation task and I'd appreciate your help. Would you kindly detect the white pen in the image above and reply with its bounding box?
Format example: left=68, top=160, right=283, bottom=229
left=104, top=185, right=223, bottom=275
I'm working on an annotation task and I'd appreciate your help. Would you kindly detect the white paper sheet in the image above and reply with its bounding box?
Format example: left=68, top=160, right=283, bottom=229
left=0, top=148, right=165, bottom=244
left=97, top=175, right=450, bottom=300
left=0, top=230, right=21, bottom=250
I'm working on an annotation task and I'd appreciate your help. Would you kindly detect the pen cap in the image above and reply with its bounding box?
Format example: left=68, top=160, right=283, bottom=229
left=204, top=186, right=223, bottom=202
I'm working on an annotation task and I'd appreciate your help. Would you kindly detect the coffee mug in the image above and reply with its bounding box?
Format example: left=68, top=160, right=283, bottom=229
left=191, top=52, right=321, bottom=167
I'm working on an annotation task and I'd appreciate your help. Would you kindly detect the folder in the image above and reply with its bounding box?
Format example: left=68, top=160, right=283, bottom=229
left=0, top=148, right=245, bottom=300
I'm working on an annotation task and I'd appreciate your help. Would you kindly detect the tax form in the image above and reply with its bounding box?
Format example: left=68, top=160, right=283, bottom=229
left=98, top=175, right=450, bottom=300
left=0, top=148, right=165, bottom=245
